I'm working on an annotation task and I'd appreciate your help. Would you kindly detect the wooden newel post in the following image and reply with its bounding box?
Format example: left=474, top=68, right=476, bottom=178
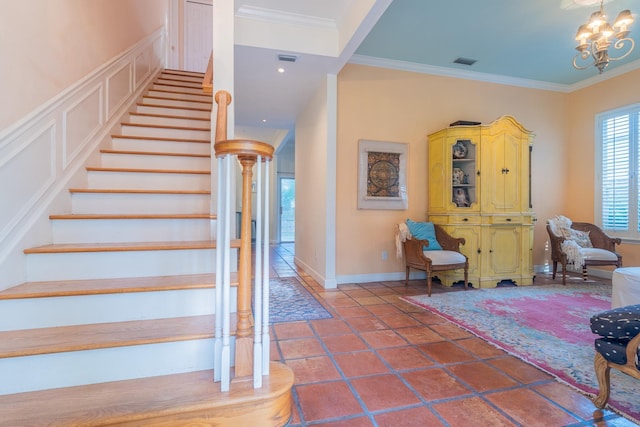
left=214, top=91, right=231, bottom=144
left=234, top=155, right=256, bottom=377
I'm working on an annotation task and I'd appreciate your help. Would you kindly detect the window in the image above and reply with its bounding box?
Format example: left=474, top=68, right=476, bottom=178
left=596, top=104, right=640, bottom=240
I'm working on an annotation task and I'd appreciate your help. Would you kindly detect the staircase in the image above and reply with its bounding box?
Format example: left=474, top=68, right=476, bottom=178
left=0, top=70, right=293, bottom=426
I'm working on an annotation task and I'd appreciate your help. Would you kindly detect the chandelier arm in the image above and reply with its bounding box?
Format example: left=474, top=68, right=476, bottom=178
left=608, top=38, right=635, bottom=61
left=572, top=50, right=595, bottom=70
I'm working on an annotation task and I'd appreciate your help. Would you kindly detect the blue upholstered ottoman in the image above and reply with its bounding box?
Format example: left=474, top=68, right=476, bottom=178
left=589, top=304, right=640, bottom=408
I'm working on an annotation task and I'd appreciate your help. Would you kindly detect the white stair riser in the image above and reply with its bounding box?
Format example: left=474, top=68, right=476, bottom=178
left=26, top=248, right=219, bottom=281
left=128, top=114, right=210, bottom=129
left=0, top=288, right=238, bottom=330
left=135, top=104, right=211, bottom=119
left=120, top=124, right=210, bottom=140
left=0, top=339, right=235, bottom=395
left=71, top=192, right=210, bottom=215
left=51, top=218, right=214, bottom=243
left=147, top=89, right=211, bottom=103
left=111, top=137, right=210, bottom=154
left=142, top=96, right=212, bottom=109
left=101, top=152, right=210, bottom=170
left=152, top=84, right=208, bottom=95
left=155, top=79, right=202, bottom=88
left=87, top=170, right=210, bottom=191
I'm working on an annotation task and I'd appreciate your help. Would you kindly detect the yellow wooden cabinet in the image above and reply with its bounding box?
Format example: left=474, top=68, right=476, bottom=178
left=427, top=116, right=535, bottom=288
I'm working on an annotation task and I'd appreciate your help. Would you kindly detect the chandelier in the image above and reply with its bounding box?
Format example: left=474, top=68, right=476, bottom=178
left=573, top=0, right=635, bottom=73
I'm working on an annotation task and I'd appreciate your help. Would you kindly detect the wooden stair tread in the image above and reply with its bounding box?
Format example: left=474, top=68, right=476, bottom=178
left=24, top=239, right=241, bottom=254
left=153, top=81, right=203, bottom=89
left=0, top=362, right=294, bottom=426
left=136, top=102, right=211, bottom=112
left=163, top=69, right=205, bottom=77
left=148, top=88, right=212, bottom=97
left=100, top=148, right=210, bottom=158
left=0, top=315, right=229, bottom=358
left=129, top=111, right=210, bottom=122
left=120, top=122, right=211, bottom=132
left=143, top=95, right=212, bottom=105
left=111, top=134, right=210, bottom=143
left=49, top=213, right=214, bottom=220
left=68, top=188, right=211, bottom=194
left=0, top=273, right=236, bottom=300
left=86, top=166, right=210, bottom=174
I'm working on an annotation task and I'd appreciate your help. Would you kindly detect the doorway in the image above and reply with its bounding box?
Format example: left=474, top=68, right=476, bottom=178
left=183, top=0, right=213, bottom=72
left=279, top=175, right=295, bottom=242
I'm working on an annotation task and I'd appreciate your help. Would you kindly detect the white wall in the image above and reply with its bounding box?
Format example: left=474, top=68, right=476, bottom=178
left=294, top=75, right=338, bottom=288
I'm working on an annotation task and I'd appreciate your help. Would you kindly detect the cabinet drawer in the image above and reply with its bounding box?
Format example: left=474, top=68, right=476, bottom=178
left=429, top=214, right=481, bottom=225
left=483, top=215, right=524, bottom=225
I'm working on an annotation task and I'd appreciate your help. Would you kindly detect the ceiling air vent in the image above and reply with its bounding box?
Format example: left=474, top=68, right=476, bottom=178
left=453, top=57, right=477, bottom=66
left=277, top=54, right=298, bottom=63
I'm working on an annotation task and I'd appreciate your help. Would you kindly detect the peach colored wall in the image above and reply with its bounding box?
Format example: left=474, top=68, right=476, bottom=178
left=337, top=64, right=568, bottom=277
left=0, top=0, right=166, bottom=131
left=566, top=68, right=640, bottom=267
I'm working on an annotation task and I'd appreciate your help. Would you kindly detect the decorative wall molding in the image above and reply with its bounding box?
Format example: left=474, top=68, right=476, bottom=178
left=0, top=27, right=166, bottom=289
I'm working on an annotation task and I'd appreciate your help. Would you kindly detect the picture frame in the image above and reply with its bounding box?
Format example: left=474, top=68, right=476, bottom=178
left=358, top=139, right=408, bottom=210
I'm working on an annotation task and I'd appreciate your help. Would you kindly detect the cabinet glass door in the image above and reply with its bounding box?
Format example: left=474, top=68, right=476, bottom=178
left=451, top=139, right=476, bottom=208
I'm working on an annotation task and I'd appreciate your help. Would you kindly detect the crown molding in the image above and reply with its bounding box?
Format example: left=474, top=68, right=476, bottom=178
left=236, top=5, right=337, bottom=29
left=349, top=55, right=571, bottom=92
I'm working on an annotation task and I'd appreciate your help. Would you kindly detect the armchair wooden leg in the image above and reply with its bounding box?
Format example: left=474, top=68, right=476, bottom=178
left=405, top=267, right=410, bottom=286
left=552, top=261, right=557, bottom=279
left=426, top=274, right=432, bottom=297
left=593, top=352, right=611, bottom=409
left=463, top=266, right=468, bottom=291
left=582, top=266, right=588, bottom=281
left=561, top=263, right=567, bottom=285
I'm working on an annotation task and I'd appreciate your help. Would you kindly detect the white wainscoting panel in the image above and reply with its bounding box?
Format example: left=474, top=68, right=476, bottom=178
left=0, top=123, right=56, bottom=244
left=107, top=63, right=133, bottom=119
left=63, top=84, right=104, bottom=168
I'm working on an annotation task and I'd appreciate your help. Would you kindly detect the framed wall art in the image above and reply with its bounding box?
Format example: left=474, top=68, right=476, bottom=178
left=357, top=139, right=408, bottom=210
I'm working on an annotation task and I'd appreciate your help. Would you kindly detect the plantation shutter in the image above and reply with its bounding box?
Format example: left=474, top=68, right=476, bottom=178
left=601, top=114, right=630, bottom=231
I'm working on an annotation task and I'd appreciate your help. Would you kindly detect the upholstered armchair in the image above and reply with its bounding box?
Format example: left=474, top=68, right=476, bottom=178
left=546, top=216, right=622, bottom=285
left=590, top=305, right=640, bottom=409
left=398, top=221, right=468, bottom=297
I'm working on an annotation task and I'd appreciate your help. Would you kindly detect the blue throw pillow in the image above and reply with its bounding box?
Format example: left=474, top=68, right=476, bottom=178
left=406, top=219, right=443, bottom=251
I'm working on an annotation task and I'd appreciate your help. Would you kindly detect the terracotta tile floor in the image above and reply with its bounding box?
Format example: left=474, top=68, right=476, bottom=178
left=267, top=243, right=638, bottom=427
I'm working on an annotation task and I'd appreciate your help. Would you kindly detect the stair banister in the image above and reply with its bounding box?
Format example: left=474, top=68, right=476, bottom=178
left=202, top=52, right=213, bottom=94
left=213, top=90, right=274, bottom=389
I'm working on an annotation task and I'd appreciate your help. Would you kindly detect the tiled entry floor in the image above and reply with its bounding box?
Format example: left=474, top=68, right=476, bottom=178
left=268, top=243, right=638, bottom=427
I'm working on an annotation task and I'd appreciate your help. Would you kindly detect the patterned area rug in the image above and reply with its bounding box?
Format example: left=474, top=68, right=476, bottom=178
left=269, top=277, right=332, bottom=323
left=402, top=283, right=640, bottom=424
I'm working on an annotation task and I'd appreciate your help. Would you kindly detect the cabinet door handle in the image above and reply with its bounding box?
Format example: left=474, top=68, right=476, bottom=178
left=463, top=218, right=468, bottom=222
left=489, top=249, right=493, bottom=253
left=477, top=249, right=481, bottom=254
left=501, top=168, right=506, bottom=174
left=506, top=218, right=512, bottom=222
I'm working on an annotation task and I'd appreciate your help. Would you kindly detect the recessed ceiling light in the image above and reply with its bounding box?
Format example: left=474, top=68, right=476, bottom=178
left=262, top=119, right=267, bottom=123
left=277, top=67, right=285, bottom=73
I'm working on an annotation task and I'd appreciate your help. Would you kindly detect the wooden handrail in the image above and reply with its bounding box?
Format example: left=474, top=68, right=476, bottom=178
left=202, top=52, right=213, bottom=94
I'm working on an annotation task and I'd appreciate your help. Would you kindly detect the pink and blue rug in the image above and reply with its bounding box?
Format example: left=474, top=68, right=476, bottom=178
left=402, top=283, right=640, bottom=424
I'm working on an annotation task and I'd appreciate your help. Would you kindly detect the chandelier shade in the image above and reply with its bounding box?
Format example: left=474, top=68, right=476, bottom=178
left=572, top=0, right=635, bottom=73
